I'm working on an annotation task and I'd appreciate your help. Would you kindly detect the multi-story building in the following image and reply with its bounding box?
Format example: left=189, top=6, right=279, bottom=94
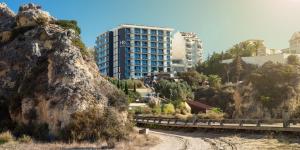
left=283, top=32, right=300, bottom=54
left=245, top=39, right=279, bottom=56
left=95, top=24, right=173, bottom=79
left=172, top=32, right=203, bottom=72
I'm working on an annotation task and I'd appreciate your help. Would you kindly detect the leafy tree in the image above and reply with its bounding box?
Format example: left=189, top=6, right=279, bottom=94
left=162, top=103, right=175, bottom=114
left=287, top=55, right=300, bottom=65
left=208, top=75, right=221, bottom=88
left=155, top=80, right=193, bottom=101
left=177, top=70, right=208, bottom=90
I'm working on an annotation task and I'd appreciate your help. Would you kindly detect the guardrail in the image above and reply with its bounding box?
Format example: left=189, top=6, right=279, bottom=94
left=134, top=116, right=300, bottom=132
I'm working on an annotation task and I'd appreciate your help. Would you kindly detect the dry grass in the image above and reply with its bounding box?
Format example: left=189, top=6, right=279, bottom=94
left=18, top=135, right=32, bottom=143
left=0, top=131, right=14, bottom=144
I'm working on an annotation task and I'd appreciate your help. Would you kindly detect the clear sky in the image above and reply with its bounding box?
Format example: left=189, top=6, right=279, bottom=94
left=3, top=0, right=300, bottom=57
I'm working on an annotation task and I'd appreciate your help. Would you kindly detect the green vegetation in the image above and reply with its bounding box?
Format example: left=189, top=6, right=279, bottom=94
left=162, top=103, right=175, bottom=115
left=18, top=135, right=32, bottom=143
left=198, top=108, right=225, bottom=120
left=0, top=131, right=14, bottom=144
left=54, top=20, right=81, bottom=35
left=177, top=71, right=207, bottom=90
left=154, top=80, right=193, bottom=101
left=247, top=61, right=300, bottom=110
left=61, top=107, right=131, bottom=144
left=72, top=38, right=89, bottom=57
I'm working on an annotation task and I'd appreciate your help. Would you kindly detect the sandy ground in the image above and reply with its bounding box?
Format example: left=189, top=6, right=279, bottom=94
left=1, top=129, right=300, bottom=150
left=148, top=129, right=300, bottom=150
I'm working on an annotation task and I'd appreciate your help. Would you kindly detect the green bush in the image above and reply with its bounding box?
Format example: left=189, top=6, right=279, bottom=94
left=54, top=20, right=81, bottom=35
left=162, top=103, right=175, bottom=115
left=61, top=107, right=130, bottom=143
left=152, top=105, right=162, bottom=115
left=127, top=91, right=141, bottom=103
left=72, top=38, right=89, bottom=57
left=0, top=131, right=14, bottom=144
left=18, top=135, right=32, bottom=143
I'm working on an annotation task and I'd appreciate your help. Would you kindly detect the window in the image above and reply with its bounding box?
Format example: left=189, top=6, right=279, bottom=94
left=151, top=48, right=157, bottom=53
left=142, top=54, right=148, bottom=59
left=166, top=31, right=170, bottom=36
left=135, top=54, right=140, bottom=59
left=126, top=41, right=131, bottom=46
left=151, top=36, right=157, bottom=41
left=158, top=62, right=163, bottom=66
left=158, top=55, right=163, bottom=60
left=142, top=67, right=148, bottom=72
left=135, top=60, right=140, bottom=65
left=135, top=35, right=140, bottom=40
left=142, top=42, right=148, bottom=47
left=135, top=41, right=141, bottom=46
left=158, top=36, right=163, bottom=41
left=142, top=48, right=148, bottom=53
left=125, top=28, right=131, bottom=33
left=142, top=35, right=147, bottom=40
left=158, top=30, right=163, bottom=35
left=151, top=55, right=157, bottom=60
left=142, top=29, right=148, bottom=34
left=126, top=34, right=130, bottom=40
left=142, top=60, right=147, bottom=66
left=151, top=30, right=157, bottom=35
left=134, top=28, right=141, bottom=34
left=158, top=43, right=163, bottom=48
left=158, top=49, right=163, bottom=54
left=151, top=61, right=157, bottom=66
left=135, top=47, right=140, bottom=53
left=151, top=42, right=156, bottom=47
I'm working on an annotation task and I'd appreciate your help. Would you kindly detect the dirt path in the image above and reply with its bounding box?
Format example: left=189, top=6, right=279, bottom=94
left=148, top=129, right=300, bottom=150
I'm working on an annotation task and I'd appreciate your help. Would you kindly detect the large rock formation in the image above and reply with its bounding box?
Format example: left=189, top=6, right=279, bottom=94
left=0, top=3, right=126, bottom=134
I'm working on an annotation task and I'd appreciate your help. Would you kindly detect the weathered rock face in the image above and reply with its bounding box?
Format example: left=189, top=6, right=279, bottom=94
left=0, top=3, right=125, bottom=134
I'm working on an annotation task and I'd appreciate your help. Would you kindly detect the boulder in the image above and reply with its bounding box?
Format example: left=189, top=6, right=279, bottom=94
left=0, top=3, right=126, bottom=134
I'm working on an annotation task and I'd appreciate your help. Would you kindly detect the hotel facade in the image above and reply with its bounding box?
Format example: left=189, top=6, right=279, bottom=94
left=95, top=24, right=173, bottom=79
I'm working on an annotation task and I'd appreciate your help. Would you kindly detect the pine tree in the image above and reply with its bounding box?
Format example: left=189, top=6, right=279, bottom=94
left=117, top=80, right=120, bottom=89
left=124, top=81, right=129, bottom=95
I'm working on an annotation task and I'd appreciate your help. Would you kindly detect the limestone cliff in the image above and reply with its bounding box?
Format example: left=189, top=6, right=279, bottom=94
left=0, top=3, right=126, bottom=134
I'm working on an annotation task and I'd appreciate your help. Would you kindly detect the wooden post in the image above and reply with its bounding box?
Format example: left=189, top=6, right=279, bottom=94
left=282, top=110, right=290, bottom=128
left=208, top=120, right=211, bottom=125
left=167, top=119, right=170, bottom=125
left=256, top=120, right=261, bottom=127
left=174, top=119, right=178, bottom=125
left=239, top=120, right=244, bottom=127
left=220, top=120, right=224, bottom=126
left=193, top=119, right=198, bottom=125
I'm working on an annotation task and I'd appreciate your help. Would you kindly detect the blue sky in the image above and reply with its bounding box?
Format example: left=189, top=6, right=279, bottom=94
left=3, top=0, right=300, bottom=57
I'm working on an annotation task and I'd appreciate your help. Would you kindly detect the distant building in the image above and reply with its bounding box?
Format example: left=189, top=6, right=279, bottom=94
left=245, top=39, right=279, bottom=56
left=222, top=53, right=300, bottom=66
left=172, top=32, right=203, bottom=73
left=282, top=32, right=300, bottom=54
left=95, top=24, right=173, bottom=79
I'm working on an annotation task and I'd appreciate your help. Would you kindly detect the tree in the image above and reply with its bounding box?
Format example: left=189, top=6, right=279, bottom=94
left=232, top=56, right=243, bottom=82
left=287, top=55, right=300, bottom=65
left=208, top=75, right=221, bottom=88
left=124, top=81, right=129, bottom=95
left=117, top=80, right=120, bottom=89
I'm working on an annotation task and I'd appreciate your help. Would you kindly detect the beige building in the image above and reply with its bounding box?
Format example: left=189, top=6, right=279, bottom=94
left=282, top=32, right=300, bottom=54
left=172, top=32, right=203, bottom=72
left=245, top=39, right=279, bottom=56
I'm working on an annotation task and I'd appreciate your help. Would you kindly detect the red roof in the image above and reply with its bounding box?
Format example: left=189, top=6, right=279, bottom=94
left=186, top=100, right=212, bottom=110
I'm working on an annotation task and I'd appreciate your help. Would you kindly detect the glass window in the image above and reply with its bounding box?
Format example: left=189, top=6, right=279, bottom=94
left=126, top=41, right=131, bottom=46
left=158, top=36, right=163, bottom=41
left=151, top=48, right=157, bottom=53
left=158, top=43, right=163, bottom=48
left=142, top=29, right=148, bottom=34
left=151, top=36, right=157, bottom=41
left=151, top=55, right=157, bottom=60
left=125, top=28, right=131, bottom=33
left=166, top=31, right=170, bottom=36
left=126, top=34, right=130, bottom=40
left=142, top=54, right=148, bottom=59
left=135, top=60, right=140, bottom=65
left=135, top=47, right=140, bottom=53
left=135, top=41, right=141, bottom=46
left=151, top=61, right=157, bottom=66
left=142, top=48, right=148, bottom=53
left=142, top=42, right=148, bottom=47
left=142, top=60, right=147, bottom=66
left=158, top=30, right=163, bottom=35
left=135, top=35, right=140, bottom=40
left=134, top=28, right=141, bottom=34
left=142, top=67, right=148, bottom=72
left=135, top=54, right=140, bottom=59
left=142, top=35, right=147, bottom=40
left=151, top=30, right=157, bottom=35
left=151, top=42, right=156, bottom=47
left=158, top=55, right=163, bottom=60
left=158, top=49, right=163, bottom=54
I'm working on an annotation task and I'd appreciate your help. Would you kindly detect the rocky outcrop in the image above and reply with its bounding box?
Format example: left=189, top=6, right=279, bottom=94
left=0, top=3, right=126, bottom=134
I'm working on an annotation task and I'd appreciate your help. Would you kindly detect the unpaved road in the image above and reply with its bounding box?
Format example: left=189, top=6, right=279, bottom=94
left=149, top=129, right=300, bottom=150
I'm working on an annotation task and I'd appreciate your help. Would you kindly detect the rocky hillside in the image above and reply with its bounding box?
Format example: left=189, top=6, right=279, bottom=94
left=0, top=3, right=127, bottom=135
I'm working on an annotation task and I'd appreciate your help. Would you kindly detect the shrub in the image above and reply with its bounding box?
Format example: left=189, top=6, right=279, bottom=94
left=133, top=106, right=152, bottom=115
left=0, top=131, right=14, bottom=144
left=198, top=109, right=225, bottom=120
left=61, top=107, right=130, bottom=143
left=127, top=91, right=141, bottom=103
left=72, top=38, right=89, bottom=57
left=13, top=123, right=49, bottom=141
left=176, top=101, right=191, bottom=115
left=162, top=103, right=175, bottom=115
left=152, top=105, right=161, bottom=115
left=18, top=135, right=32, bottom=143
left=54, top=20, right=81, bottom=35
